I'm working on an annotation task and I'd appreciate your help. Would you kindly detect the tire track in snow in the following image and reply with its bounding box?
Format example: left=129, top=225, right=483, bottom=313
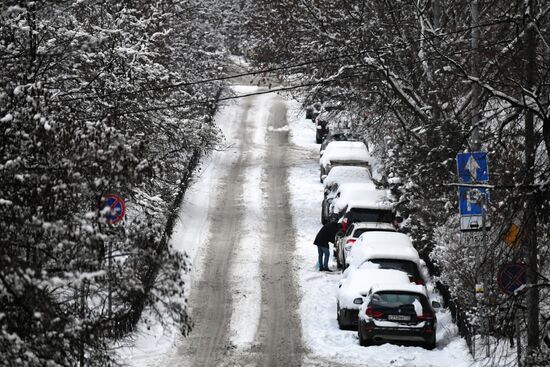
left=167, top=95, right=254, bottom=367
left=253, top=97, right=304, bottom=366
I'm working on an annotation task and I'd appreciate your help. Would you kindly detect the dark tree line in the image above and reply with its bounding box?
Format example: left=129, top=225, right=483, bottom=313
left=1, top=0, right=226, bottom=365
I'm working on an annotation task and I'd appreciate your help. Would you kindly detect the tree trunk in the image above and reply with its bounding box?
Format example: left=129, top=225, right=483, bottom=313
left=470, top=0, right=482, bottom=151
left=524, top=0, right=540, bottom=364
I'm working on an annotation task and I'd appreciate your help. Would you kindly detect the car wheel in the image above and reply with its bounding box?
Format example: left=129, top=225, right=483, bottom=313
left=358, top=327, right=370, bottom=347
left=342, top=253, right=347, bottom=270
left=424, top=335, right=436, bottom=350
left=316, top=132, right=322, bottom=144
left=337, top=305, right=348, bottom=330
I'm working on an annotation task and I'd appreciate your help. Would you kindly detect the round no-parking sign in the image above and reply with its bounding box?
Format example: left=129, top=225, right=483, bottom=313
left=497, top=263, right=527, bottom=295
left=100, top=194, right=125, bottom=225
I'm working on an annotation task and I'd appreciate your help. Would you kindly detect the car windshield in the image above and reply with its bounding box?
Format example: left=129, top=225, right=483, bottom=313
left=348, top=208, right=394, bottom=223
left=368, top=259, right=421, bottom=279
left=370, top=291, right=428, bottom=315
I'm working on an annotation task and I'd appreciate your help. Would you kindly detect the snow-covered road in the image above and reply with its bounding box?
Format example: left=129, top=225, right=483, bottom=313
left=121, top=86, right=477, bottom=367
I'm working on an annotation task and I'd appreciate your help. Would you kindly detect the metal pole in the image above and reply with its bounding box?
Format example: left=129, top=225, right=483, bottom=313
left=108, top=240, right=112, bottom=337
left=470, top=0, right=482, bottom=151
left=482, top=192, right=490, bottom=357
left=517, top=310, right=522, bottom=367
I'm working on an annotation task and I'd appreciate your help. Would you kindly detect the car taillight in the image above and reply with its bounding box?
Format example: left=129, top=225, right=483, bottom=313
left=409, top=276, right=425, bottom=285
left=365, top=307, right=384, bottom=318
left=346, top=239, right=356, bottom=245
left=417, top=313, right=434, bottom=321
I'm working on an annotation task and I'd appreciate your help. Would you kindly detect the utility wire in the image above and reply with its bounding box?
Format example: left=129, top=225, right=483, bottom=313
left=74, top=35, right=521, bottom=118
left=56, top=18, right=517, bottom=102
left=82, top=72, right=376, bottom=118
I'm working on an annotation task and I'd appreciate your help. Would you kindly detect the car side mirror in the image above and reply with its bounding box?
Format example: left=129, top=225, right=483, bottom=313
left=431, top=300, right=442, bottom=309
left=353, top=298, right=363, bottom=305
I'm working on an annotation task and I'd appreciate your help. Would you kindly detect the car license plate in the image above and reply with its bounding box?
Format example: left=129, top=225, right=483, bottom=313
left=388, top=314, right=411, bottom=321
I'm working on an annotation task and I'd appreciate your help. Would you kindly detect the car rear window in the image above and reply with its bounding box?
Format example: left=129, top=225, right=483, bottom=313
left=370, top=291, right=428, bottom=312
left=348, top=208, right=394, bottom=223
left=352, top=228, right=395, bottom=238
left=368, top=259, right=421, bottom=279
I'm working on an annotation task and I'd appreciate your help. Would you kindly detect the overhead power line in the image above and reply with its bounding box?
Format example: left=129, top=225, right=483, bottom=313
left=82, top=72, right=377, bottom=118
left=56, top=18, right=516, bottom=103
left=73, top=35, right=521, bottom=119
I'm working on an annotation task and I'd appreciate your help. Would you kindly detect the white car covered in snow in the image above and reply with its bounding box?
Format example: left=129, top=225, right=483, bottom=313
left=337, top=267, right=410, bottom=330
left=357, top=283, right=437, bottom=349
left=323, top=166, right=372, bottom=195
left=319, top=141, right=371, bottom=182
left=330, top=183, right=392, bottom=218
left=322, top=179, right=377, bottom=224
left=347, top=232, right=426, bottom=285
left=334, top=222, right=397, bottom=269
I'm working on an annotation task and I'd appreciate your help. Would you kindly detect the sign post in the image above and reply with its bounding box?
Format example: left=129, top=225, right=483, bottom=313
left=98, top=194, right=126, bottom=336
left=456, top=151, right=491, bottom=356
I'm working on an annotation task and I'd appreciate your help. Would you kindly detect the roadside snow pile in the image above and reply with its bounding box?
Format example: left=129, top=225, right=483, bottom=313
left=285, top=99, right=478, bottom=367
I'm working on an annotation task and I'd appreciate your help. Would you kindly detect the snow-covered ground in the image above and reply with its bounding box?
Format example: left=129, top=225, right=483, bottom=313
left=120, top=88, right=486, bottom=367
left=285, top=100, right=478, bottom=367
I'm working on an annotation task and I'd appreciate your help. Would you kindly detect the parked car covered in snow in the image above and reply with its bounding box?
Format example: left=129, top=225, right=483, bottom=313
left=335, top=222, right=397, bottom=269
left=319, top=131, right=363, bottom=157
left=322, top=178, right=375, bottom=224
left=323, top=166, right=373, bottom=195
left=337, top=267, right=410, bottom=330
left=357, top=283, right=437, bottom=349
left=330, top=184, right=391, bottom=217
left=319, top=141, right=371, bottom=182
left=329, top=185, right=397, bottom=233
left=347, top=232, right=425, bottom=285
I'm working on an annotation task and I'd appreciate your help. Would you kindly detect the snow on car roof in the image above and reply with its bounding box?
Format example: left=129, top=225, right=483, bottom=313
left=338, top=268, right=411, bottom=309
left=349, top=239, right=421, bottom=268
left=347, top=268, right=410, bottom=293
left=332, top=184, right=391, bottom=212
left=320, top=141, right=371, bottom=165
left=356, top=231, right=413, bottom=248
left=323, top=166, right=372, bottom=189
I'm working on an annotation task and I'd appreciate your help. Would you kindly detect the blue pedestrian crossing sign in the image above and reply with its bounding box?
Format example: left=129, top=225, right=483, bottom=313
left=457, top=152, right=489, bottom=183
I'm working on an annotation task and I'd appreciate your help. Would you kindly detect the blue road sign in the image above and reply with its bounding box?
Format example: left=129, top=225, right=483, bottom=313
left=101, top=194, right=125, bottom=225
left=458, top=186, right=490, bottom=231
left=457, top=152, right=489, bottom=183
left=458, top=186, right=488, bottom=215
left=497, top=263, right=527, bottom=295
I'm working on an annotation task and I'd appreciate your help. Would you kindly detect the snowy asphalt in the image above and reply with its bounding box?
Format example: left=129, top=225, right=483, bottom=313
left=122, top=85, right=477, bottom=367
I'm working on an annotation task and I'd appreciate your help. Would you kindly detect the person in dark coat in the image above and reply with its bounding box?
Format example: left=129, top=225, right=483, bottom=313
left=313, top=218, right=340, bottom=271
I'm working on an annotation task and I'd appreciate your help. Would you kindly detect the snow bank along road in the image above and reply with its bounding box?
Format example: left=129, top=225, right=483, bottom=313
left=129, top=86, right=476, bottom=367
